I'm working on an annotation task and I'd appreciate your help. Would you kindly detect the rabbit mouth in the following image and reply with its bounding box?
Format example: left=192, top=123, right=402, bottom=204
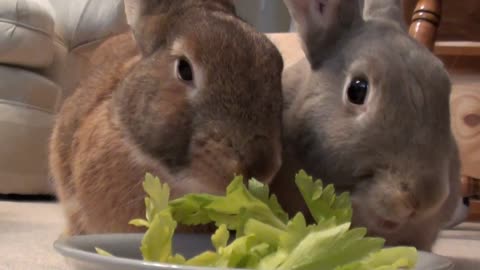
left=370, top=213, right=402, bottom=232
left=353, top=205, right=409, bottom=235
left=365, top=206, right=419, bottom=235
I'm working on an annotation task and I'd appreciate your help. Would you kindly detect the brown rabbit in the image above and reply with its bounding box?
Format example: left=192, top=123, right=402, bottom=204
left=49, top=0, right=284, bottom=236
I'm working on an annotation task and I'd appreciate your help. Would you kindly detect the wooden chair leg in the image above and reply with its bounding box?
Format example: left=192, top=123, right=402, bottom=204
left=462, top=176, right=480, bottom=221
left=408, top=0, right=442, bottom=51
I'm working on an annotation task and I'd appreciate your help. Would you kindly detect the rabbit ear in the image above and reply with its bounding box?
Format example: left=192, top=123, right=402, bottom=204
left=284, top=0, right=363, bottom=68
left=128, top=0, right=236, bottom=55
left=362, top=0, right=406, bottom=30
left=128, top=0, right=170, bottom=55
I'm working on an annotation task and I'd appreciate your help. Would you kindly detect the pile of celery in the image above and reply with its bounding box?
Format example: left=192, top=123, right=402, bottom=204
left=97, top=170, right=417, bottom=270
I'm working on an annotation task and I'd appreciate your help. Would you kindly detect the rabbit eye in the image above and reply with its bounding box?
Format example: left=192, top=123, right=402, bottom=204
left=347, top=78, right=368, bottom=105
left=176, top=58, right=193, bottom=82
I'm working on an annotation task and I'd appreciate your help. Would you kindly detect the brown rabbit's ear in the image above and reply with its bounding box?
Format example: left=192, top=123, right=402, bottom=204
left=284, top=0, right=363, bottom=68
left=128, top=0, right=171, bottom=55
left=362, top=0, right=406, bottom=30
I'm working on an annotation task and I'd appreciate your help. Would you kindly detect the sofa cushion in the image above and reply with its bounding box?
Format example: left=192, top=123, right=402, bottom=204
left=0, top=101, right=56, bottom=195
left=0, top=65, right=60, bottom=195
left=0, top=65, right=61, bottom=113
left=0, top=0, right=55, bottom=68
left=49, top=0, right=129, bottom=51
left=44, top=0, right=129, bottom=99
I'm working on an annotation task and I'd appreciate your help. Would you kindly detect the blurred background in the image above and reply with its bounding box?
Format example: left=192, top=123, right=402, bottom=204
left=233, top=0, right=293, bottom=33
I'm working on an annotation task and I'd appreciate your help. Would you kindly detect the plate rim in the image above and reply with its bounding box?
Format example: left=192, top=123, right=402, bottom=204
left=53, top=233, right=454, bottom=270
left=54, top=233, right=220, bottom=270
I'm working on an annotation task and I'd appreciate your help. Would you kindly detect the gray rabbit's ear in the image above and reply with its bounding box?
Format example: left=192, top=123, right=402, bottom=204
left=284, top=0, right=363, bottom=68
left=128, top=0, right=169, bottom=55
left=362, top=0, right=407, bottom=30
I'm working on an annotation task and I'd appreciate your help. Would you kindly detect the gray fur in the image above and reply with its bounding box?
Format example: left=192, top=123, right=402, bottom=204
left=272, top=0, right=461, bottom=251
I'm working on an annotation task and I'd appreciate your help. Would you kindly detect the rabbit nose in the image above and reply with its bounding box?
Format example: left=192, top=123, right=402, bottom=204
left=241, top=135, right=282, bottom=183
left=399, top=190, right=421, bottom=216
left=371, top=192, right=420, bottom=232
left=392, top=193, right=419, bottom=220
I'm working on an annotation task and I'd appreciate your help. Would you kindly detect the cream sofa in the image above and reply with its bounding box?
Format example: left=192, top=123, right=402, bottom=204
left=0, top=0, right=129, bottom=195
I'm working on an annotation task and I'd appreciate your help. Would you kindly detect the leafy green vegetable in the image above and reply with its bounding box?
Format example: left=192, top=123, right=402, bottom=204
left=97, top=170, right=417, bottom=270
left=95, top=247, right=113, bottom=257
left=169, top=175, right=287, bottom=233
left=140, top=209, right=183, bottom=264
left=212, top=224, right=230, bottom=251
left=295, top=170, right=352, bottom=225
left=335, top=247, right=418, bottom=270
left=247, top=178, right=289, bottom=224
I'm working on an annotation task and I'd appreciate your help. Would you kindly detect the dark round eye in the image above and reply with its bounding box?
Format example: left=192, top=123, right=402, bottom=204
left=177, top=58, right=193, bottom=82
left=347, top=78, right=369, bottom=105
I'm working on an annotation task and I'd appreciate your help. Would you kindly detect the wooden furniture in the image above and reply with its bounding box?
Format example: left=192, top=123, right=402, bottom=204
left=408, top=0, right=442, bottom=51
left=407, top=0, right=480, bottom=221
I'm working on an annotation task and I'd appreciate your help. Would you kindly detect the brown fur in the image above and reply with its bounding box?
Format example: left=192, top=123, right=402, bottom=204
left=49, top=0, right=284, bottom=236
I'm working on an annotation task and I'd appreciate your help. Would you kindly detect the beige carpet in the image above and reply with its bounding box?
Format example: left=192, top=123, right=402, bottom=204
left=0, top=200, right=66, bottom=270
left=0, top=200, right=479, bottom=270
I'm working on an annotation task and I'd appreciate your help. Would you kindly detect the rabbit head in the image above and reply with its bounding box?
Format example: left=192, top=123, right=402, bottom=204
left=277, top=0, right=461, bottom=249
left=115, top=0, right=284, bottom=189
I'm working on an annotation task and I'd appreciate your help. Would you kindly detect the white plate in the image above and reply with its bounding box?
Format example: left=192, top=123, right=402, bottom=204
left=54, top=233, right=455, bottom=270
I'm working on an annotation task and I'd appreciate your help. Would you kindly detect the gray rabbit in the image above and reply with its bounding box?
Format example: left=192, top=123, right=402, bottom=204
left=271, top=0, right=461, bottom=251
